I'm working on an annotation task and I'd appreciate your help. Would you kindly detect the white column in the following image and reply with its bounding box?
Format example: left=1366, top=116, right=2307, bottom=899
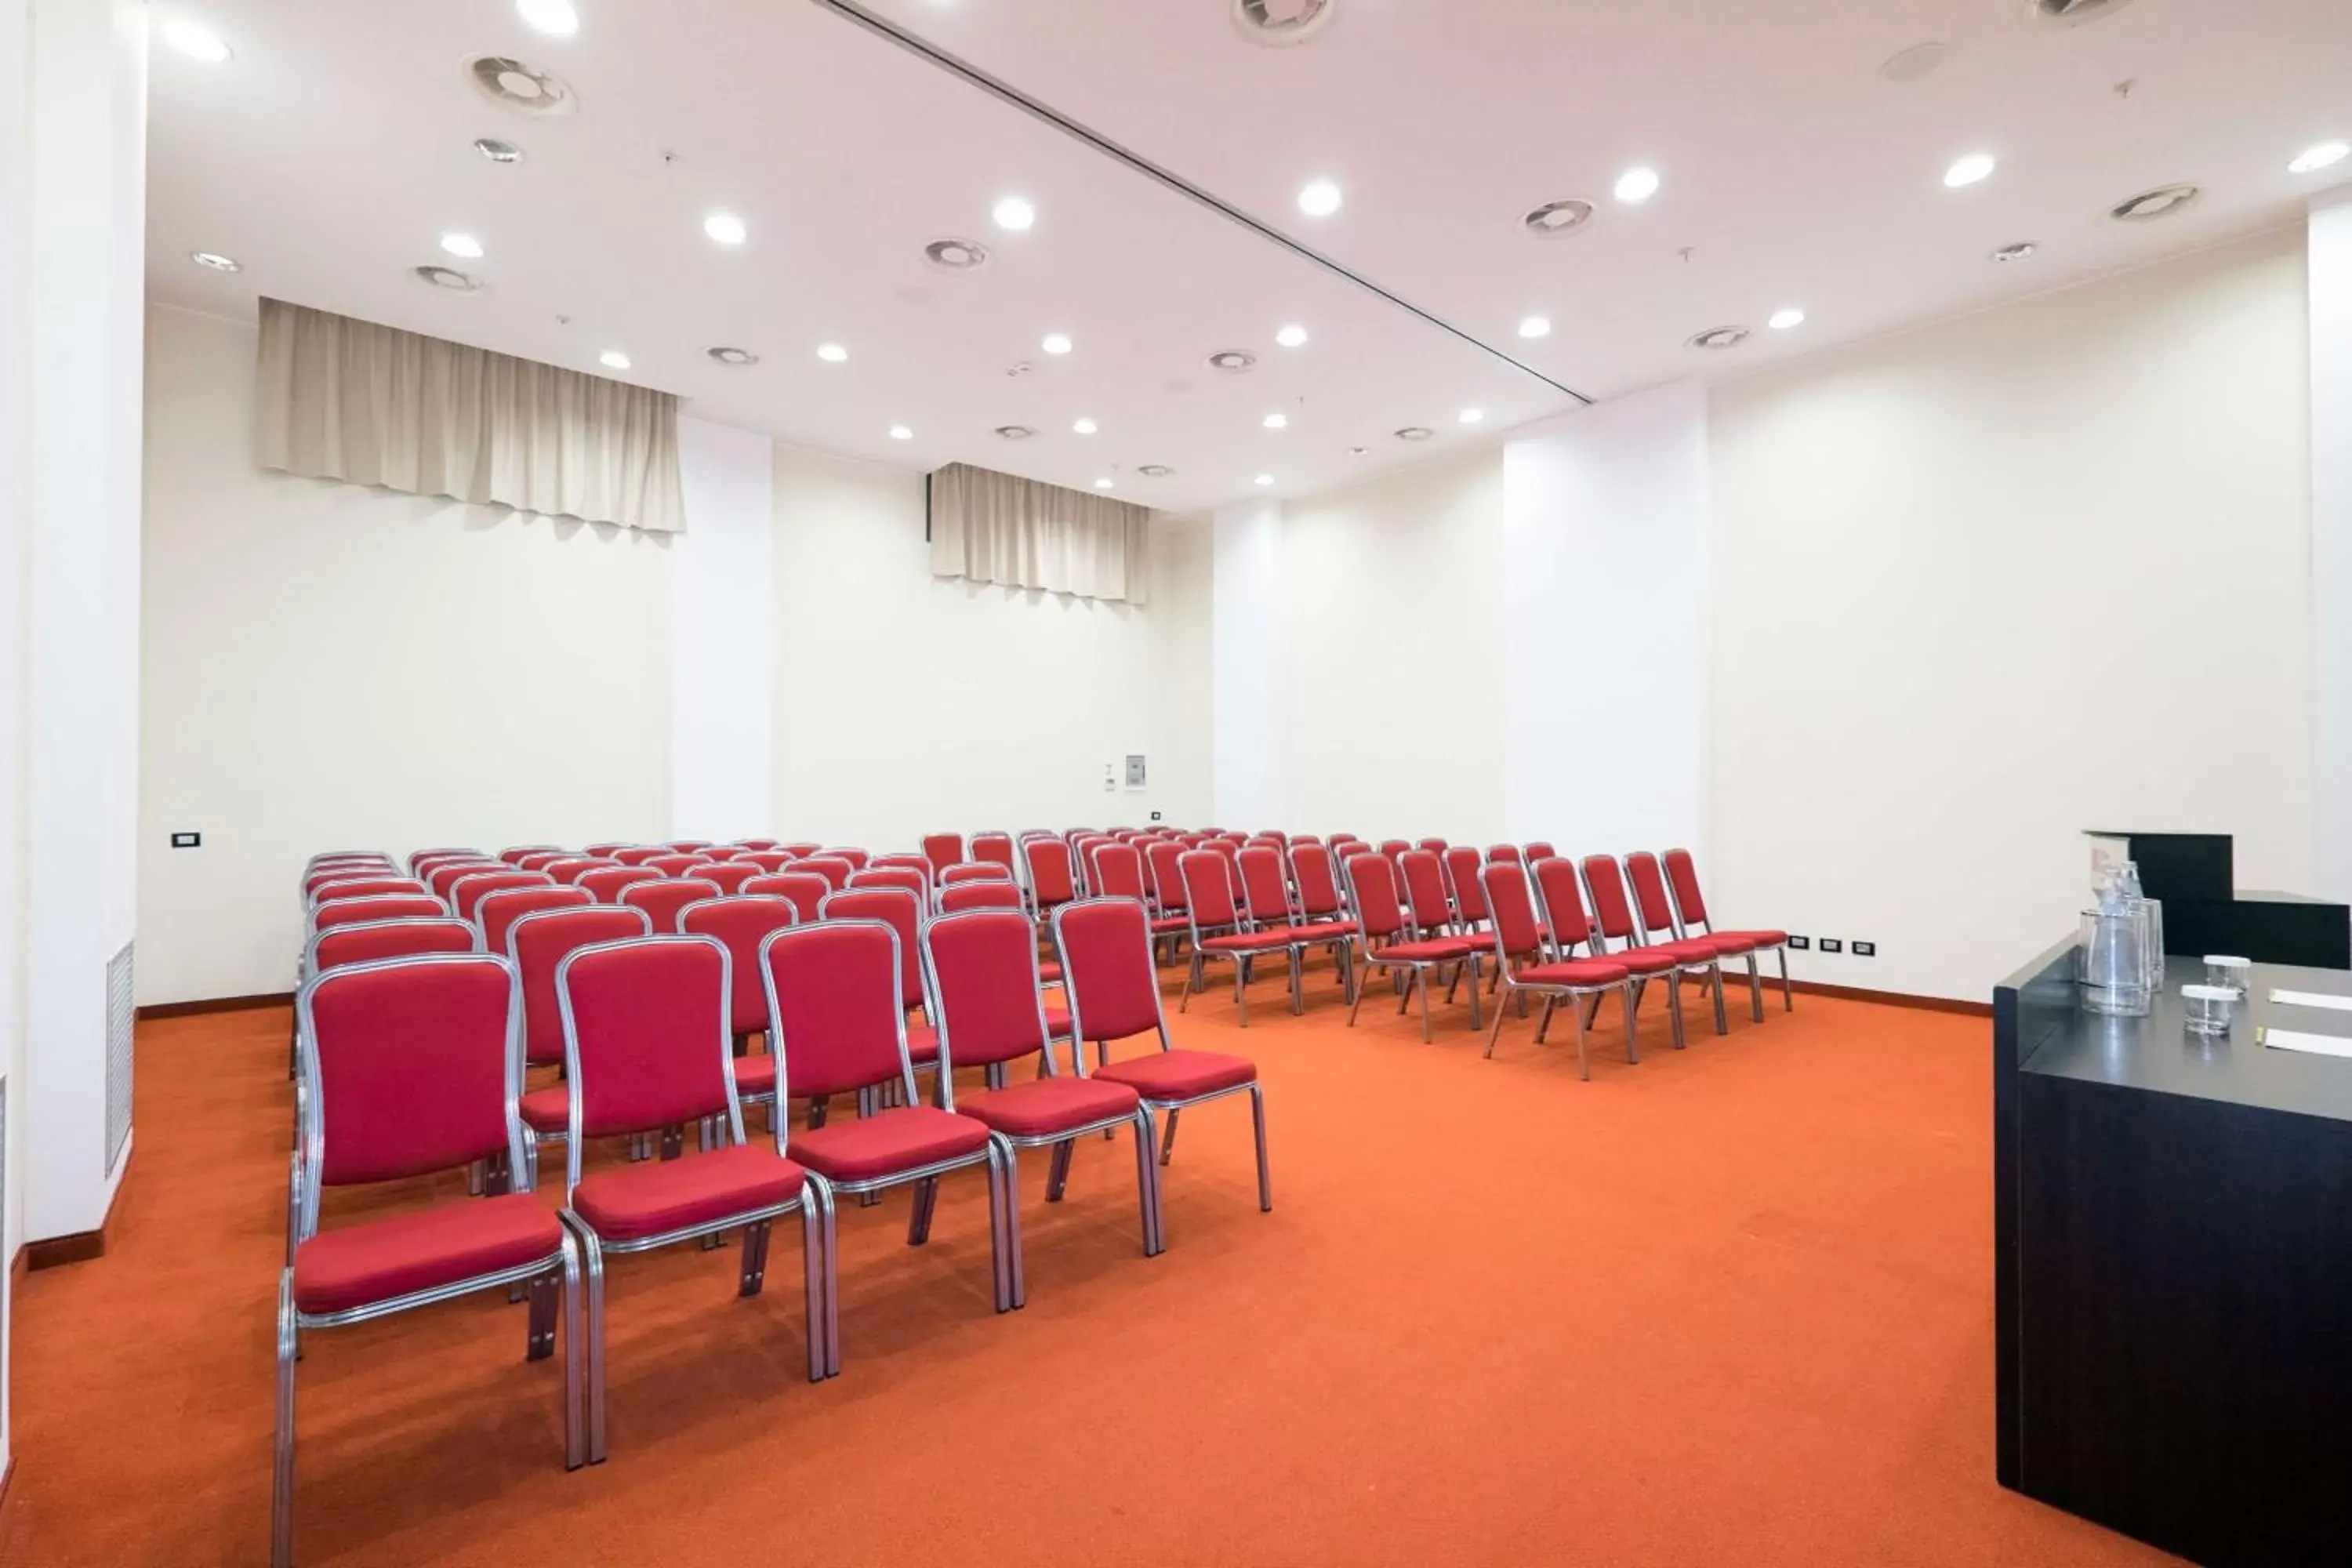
left=1210, top=499, right=1289, bottom=829
left=2312, top=191, right=2352, bottom=901
left=22, top=0, right=144, bottom=1243
left=670, top=416, right=776, bottom=840
left=1501, top=380, right=1711, bottom=852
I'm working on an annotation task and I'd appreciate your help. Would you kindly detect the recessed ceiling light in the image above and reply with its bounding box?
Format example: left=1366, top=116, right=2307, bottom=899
left=993, top=197, right=1036, bottom=231
left=1687, top=325, right=1751, bottom=350
left=1207, top=350, right=1258, bottom=373
left=706, top=346, right=759, bottom=366
left=703, top=212, right=747, bottom=245
left=1232, top=0, right=1334, bottom=45
left=516, top=0, right=579, bottom=36
left=1990, top=241, right=2038, bottom=262
left=413, top=264, right=483, bottom=292
left=1094, top=478, right=1115, bottom=490
left=2289, top=141, right=2350, bottom=175
left=159, top=18, right=232, bottom=64
left=1517, top=315, right=1551, bottom=339
left=1613, top=167, right=1660, bottom=204
left=2109, top=183, right=2199, bottom=222
left=1138, top=464, right=1174, bottom=477
left=1522, top=198, right=1595, bottom=238
left=923, top=237, right=990, bottom=271
left=1254, top=474, right=1275, bottom=486
left=599, top=350, right=630, bottom=370
left=1275, top=324, right=1308, bottom=348
left=1767, top=307, right=1806, bottom=331
left=189, top=250, right=240, bottom=272
left=1395, top=426, right=1434, bottom=441
left=1073, top=418, right=1098, bottom=434
left=2027, top=0, right=2136, bottom=25
left=1944, top=153, right=1997, bottom=189
left=1041, top=332, right=1073, bottom=355
left=888, top=425, right=913, bottom=441
left=995, top=425, right=1036, bottom=440
left=473, top=137, right=524, bottom=164
left=815, top=343, right=848, bottom=363
left=440, top=232, right=485, bottom=260
left=1263, top=412, right=1288, bottom=430
left=463, top=54, right=577, bottom=116
left=1298, top=180, right=1343, bottom=217
left=1457, top=408, right=1485, bottom=424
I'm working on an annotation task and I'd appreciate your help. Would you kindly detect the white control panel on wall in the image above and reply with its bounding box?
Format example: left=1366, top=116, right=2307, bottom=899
left=1124, top=753, right=1148, bottom=791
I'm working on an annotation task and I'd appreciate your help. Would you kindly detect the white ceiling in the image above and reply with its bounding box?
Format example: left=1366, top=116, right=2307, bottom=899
left=148, top=0, right=2352, bottom=514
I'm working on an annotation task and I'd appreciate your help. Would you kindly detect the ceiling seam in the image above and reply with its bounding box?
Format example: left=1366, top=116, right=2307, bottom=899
left=806, top=0, right=1595, bottom=407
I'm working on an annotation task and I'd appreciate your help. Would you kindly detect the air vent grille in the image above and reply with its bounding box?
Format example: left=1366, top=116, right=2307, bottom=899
left=464, top=55, right=579, bottom=116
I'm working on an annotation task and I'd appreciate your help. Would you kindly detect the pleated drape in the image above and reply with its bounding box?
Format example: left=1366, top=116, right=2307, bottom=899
left=927, top=462, right=1151, bottom=604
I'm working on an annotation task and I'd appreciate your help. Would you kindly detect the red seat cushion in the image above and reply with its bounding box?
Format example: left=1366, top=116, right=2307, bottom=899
left=1722, top=928, right=1788, bottom=947
left=1603, top=949, right=1680, bottom=976
left=1044, top=1001, right=1073, bottom=1037
left=1367, top=938, right=1479, bottom=963
left=907, top=1022, right=938, bottom=1063
left=1038, top=960, right=1064, bottom=984
left=1517, top=959, right=1633, bottom=987
left=956, top=1076, right=1140, bottom=1138
left=1690, top=934, right=1759, bottom=956
left=732, top=1054, right=777, bottom=1096
left=1092, top=1048, right=1258, bottom=1102
left=293, top=1193, right=563, bottom=1316
left=790, top=1105, right=990, bottom=1183
left=569, top=1144, right=809, bottom=1243
left=1647, top=940, right=1727, bottom=964
left=1200, top=930, right=1298, bottom=954
left=520, top=1084, right=569, bottom=1134
left=1149, top=916, right=1191, bottom=936
left=1286, top=920, right=1359, bottom=942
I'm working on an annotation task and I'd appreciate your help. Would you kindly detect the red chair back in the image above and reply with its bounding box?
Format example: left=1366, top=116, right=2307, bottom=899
left=426, top=860, right=504, bottom=901
left=1178, top=850, right=1244, bottom=931
left=1445, top=848, right=1490, bottom=924
left=1341, top=854, right=1409, bottom=942
left=849, top=866, right=927, bottom=898
left=761, top=921, right=913, bottom=1099
left=500, top=845, right=563, bottom=865
left=1487, top=844, right=1523, bottom=865
left=621, top=877, right=724, bottom=933
left=743, top=872, right=830, bottom=923
left=1580, top=855, right=1640, bottom=943
left=1052, top=898, right=1169, bottom=1047
left=940, top=881, right=1025, bottom=913
left=1377, top=839, right=1410, bottom=862
left=647, top=854, right=705, bottom=878
left=543, top=857, right=612, bottom=885
left=306, top=875, right=427, bottom=906
left=970, top=832, right=1017, bottom=873
left=692, top=862, right=763, bottom=897
left=679, top=896, right=798, bottom=1036
left=610, top=846, right=667, bottom=866
left=1416, top=837, right=1449, bottom=855
left=557, top=936, right=736, bottom=1150
left=740, top=851, right=793, bottom=873
left=452, top=869, right=556, bottom=924
left=920, top=832, right=964, bottom=873
left=1624, top=851, right=1682, bottom=940
left=872, top=854, right=932, bottom=887
left=734, top=838, right=779, bottom=852
left=407, top=848, right=481, bottom=877
left=510, top=905, right=653, bottom=1066
left=1662, top=848, right=1710, bottom=925
left=1089, top=841, right=1147, bottom=901
left=299, top=954, right=519, bottom=1188
left=315, top=894, right=446, bottom=932
left=583, top=842, right=633, bottom=858
left=1145, top=842, right=1189, bottom=914
left=579, top=866, right=661, bottom=904
left=310, top=917, right=477, bottom=975
left=921, top=909, right=1055, bottom=1072
left=822, top=886, right=924, bottom=1007
left=940, top=862, right=1012, bottom=885
left=820, top=847, right=871, bottom=870
left=480, top=884, right=593, bottom=956
left=796, top=856, right=853, bottom=890
left=1236, top=846, right=1295, bottom=927
left=1024, top=837, right=1076, bottom=908
left=666, top=840, right=714, bottom=853
left=1399, top=851, right=1454, bottom=933
left=1533, top=858, right=1595, bottom=955
left=1481, top=862, right=1546, bottom=963
left=1523, top=840, right=1557, bottom=862
left=1290, top=843, right=1345, bottom=919
left=778, top=842, right=822, bottom=858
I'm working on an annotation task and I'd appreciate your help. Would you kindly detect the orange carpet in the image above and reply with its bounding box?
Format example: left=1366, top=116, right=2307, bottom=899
left=2, top=967, right=2174, bottom=1566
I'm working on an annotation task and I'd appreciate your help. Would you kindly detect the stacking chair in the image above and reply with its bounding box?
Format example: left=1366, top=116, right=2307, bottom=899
left=543, top=857, right=612, bottom=886
left=1376, top=839, right=1412, bottom=868
left=277, top=954, right=583, bottom=1567
left=1239, top=844, right=1355, bottom=1009
left=1479, top=863, right=1635, bottom=1076
left=1416, top=837, right=1449, bottom=855
left=1627, top=851, right=1763, bottom=1025
left=1051, top=898, right=1270, bottom=1226
left=1086, top=840, right=1148, bottom=901
left=665, top=840, right=715, bottom=853
left=940, top=881, right=1025, bottom=914
left=620, top=876, right=724, bottom=934
left=305, top=873, right=426, bottom=906
left=405, top=848, right=480, bottom=876
left=1523, top=840, right=1558, bottom=862
left=734, top=838, right=780, bottom=852
left=921, top=909, right=1163, bottom=1288
left=451, top=869, right=556, bottom=925
left=873, top=851, right=933, bottom=885
left=426, top=860, right=505, bottom=902
left=941, top=862, right=1014, bottom=886
left=679, top=895, right=800, bottom=1121
left=480, top=884, right=594, bottom=957
left=646, top=854, right=706, bottom=879
left=500, top=845, right=564, bottom=865
left=1534, top=858, right=1686, bottom=1051
left=1401, top=849, right=1481, bottom=947
left=1487, top=844, right=1523, bottom=866
left=307, top=917, right=478, bottom=978
left=760, top=920, right=1019, bottom=1373
left=509, top=906, right=655, bottom=1169
left=1340, top=853, right=1484, bottom=1043
left=739, top=851, right=793, bottom=874
left=691, top=861, right=764, bottom=897
left=610, top=847, right=668, bottom=866
left=1176, top=850, right=1296, bottom=1024
left=314, top=893, right=445, bottom=933
left=796, top=855, right=855, bottom=891
left=850, top=866, right=928, bottom=898
left=1443, top=847, right=1491, bottom=934
left=970, top=831, right=1018, bottom=877
left=579, top=866, right=661, bottom=904
left=818, top=847, right=870, bottom=870
left=1663, top=848, right=1791, bottom=1012
left=1287, top=842, right=1358, bottom=948
left=583, top=842, right=634, bottom=858
left=1142, top=841, right=1195, bottom=953
left=744, top=872, right=830, bottom=924
left=1022, top=836, right=1078, bottom=918
left=778, top=842, right=823, bottom=858
left=821, top=886, right=967, bottom=1076
left=1582, top=854, right=1728, bottom=1039
left=554, top=935, right=827, bottom=1462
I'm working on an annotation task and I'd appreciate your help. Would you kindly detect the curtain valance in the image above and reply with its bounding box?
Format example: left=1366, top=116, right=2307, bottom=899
left=927, top=462, right=1150, bottom=604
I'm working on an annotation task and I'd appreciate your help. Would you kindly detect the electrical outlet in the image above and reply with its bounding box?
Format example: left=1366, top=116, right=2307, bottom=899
left=1786, top=935, right=1811, bottom=950
left=170, top=831, right=201, bottom=849
left=1149, top=811, right=1163, bottom=822
left=1820, top=938, right=1844, bottom=954
left=1852, top=941, right=1876, bottom=957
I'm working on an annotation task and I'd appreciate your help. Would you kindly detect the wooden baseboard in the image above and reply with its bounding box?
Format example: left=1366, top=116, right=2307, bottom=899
left=136, top=990, right=292, bottom=1022
left=25, top=1144, right=132, bottom=1272
left=8, top=1243, right=24, bottom=1293
left=1764, top=977, right=1993, bottom=1018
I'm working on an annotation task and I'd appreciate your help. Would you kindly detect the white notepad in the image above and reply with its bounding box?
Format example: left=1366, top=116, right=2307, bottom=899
left=2259, top=1026, right=2352, bottom=1058
left=2267, top=989, right=2352, bottom=1013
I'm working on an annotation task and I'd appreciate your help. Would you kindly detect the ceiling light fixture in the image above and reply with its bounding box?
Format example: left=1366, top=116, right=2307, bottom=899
left=1094, top=478, right=1115, bottom=490
left=2027, top=0, right=2136, bottom=24
left=1613, top=166, right=1660, bottom=204
left=2109, top=183, right=2199, bottom=222
left=993, top=197, right=1036, bottom=231
left=189, top=250, right=240, bottom=272
left=1232, top=0, right=1334, bottom=46
left=515, top=0, right=579, bottom=36
left=889, top=425, right=913, bottom=441
left=1517, top=315, right=1551, bottom=339
left=1263, top=412, right=1288, bottom=430
left=1991, top=241, right=2038, bottom=262
left=1687, top=325, right=1751, bottom=350
left=440, top=232, right=485, bottom=260
left=1297, top=180, right=1343, bottom=217
left=1768, top=307, right=1806, bottom=330
left=995, top=425, right=1036, bottom=440
left=2289, top=141, right=2350, bottom=175
left=706, top=346, right=760, bottom=366
left=1348, top=446, right=1368, bottom=456
left=463, top=54, right=577, bottom=116
left=815, top=343, right=848, bottom=363
left=1138, top=464, right=1174, bottom=477
left=1944, top=153, right=1997, bottom=188
left=473, top=137, right=524, bottom=164
left=1395, top=426, right=1434, bottom=441
left=1275, top=324, right=1308, bottom=348
left=923, top=238, right=990, bottom=271
left=599, top=350, right=630, bottom=370
left=1457, top=408, right=1485, bottom=424
left=1522, top=198, right=1595, bottom=238
left=1041, top=332, right=1073, bottom=355
left=160, top=17, right=232, bottom=63
left=413, top=264, right=483, bottom=292
left=1207, top=350, right=1258, bottom=373
left=1254, top=474, right=1275, bottom=486
left=1073, top=418, right=1098, bottom=434
left=703, top=212, right=747, bottom=246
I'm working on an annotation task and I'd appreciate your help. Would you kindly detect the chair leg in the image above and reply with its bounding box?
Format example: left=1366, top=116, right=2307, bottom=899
left=987, top=1136, right=1025, bottom=1312
left=907, top=1178, right=939, bottom=1246
left=1160, top=1108, right=1181, bottom=1167
left=1417, top=969, right=1434, bottom=1043
left=1620, top=983, right=1640, bottom=1065
left=1465, top=958, right=1483, bottom=1030
left=1710, top=964, right=1730, bottom=1034
left=1484, top=982, right=1511, bottom=1058
left=1131, top=1109, right=1165, bottom=1256
left=1666, top=975, right=1687, bottom=1048
left=1347, top=964, right=1369, bottom=1026
left=1571, top=994, right=1591, bottom=1081
left=526, top=1267, right=556, bottom=1359
left=270, top=1271, right=297, bottom=1568
left=559, top=1228, right=585, bottom=1469
left=810, top=1177, right=842, bottom=1378
left=1046, top=1138, right=1074, bottom=1202
left=1181, top=952, right=1201, bottom=1011
left=808, top=1095, right=829, bottom=1130
left=1535, top=996, right=1555, bottom=1044
left=1250, top=1084, right=1272, bottom=1212
left=1747, top=955, right=1765, bottom=1022
left=1236, top=956, right=1249, bottom=1027
left=1779, top=948, right=1793, bottom=1011
left=797, top=1194, right=828, bottom=1384
left=738, top=1218, right=771, bottom=1297
left=575, top=1221, right=609, bottom=1465
left=1289, top=949, right=1304, bottom=1014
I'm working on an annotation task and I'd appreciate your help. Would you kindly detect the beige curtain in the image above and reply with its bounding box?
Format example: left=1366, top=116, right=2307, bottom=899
left=253, top=297, right=685, bottom=534
left=928, top=462, right=1151, bottom=604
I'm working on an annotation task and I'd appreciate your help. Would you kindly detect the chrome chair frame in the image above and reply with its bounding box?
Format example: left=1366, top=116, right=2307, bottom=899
left=1338, top=857, right=1485, bottom=1043
left=1584, top=857, right=1727, bottom=1039
left=1662, top=846, right=1790, bottom=1018
left=1479, top=865, right=1637, bottom=1077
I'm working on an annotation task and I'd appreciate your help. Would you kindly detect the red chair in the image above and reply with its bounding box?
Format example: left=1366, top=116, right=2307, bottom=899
left=940, top=881, right=1025, bottom=914
left=452, top=869, right=557, bottom=925
left=646, top=854, right=706, bottom=879
left=691, top=861, right=764, bottom=897
left=1627, top=851, right=1762, bottom=1025
left=970, top=831, right=1017, bottom=877
left=744, top=872, right=830, bottom=924
left=1175, top=850, right=1296, bottom=1024
left=1534, top=857, right=1687, bottom=1051
left=1443, top=847, right=1491, bottom=932
left=1416, top=837, right=1449, bottom=855
left=778, top=841, right=822, bottom=858
left=1051, top=898, right=1269, bottom=1224
left=1523, top=840, right=1557, bottom=862
left=508, top=906, right=655, bottom=1164
left=306, top=917, right=477, bottom=980
left=818, top=847, right=870, bottom=871
left=1479, top=863, right=1634, bottom=1076
left=739, top=851, right=793, bottom=874
left=405, top=847, right=481, bottom=875
left=1022, top=836, right=1077, bottom=917
left=500, top=845, right=564, bottom=865
left=314, top=894, right=446, bottom=933
left=849, top=866, right=927, bottom=898
left=1376, top=839, right=1411, bottom=868
left=821, top=886, right=972, bottom=1072
left=278, top=954, right=583, bottom=1565
left=921, top=832, right=967, bottom=873
left=872, top=852, right=933, bottom=886
left=543, top=857, right=612, bottom=886
left=609, top=846, right=669, bottom=866
left=553, top=935, right=827, bottom=1460
left=1340, top=853, right=1484, bottom=1042
left=1663, top=847, right=1791, bottom=1013
left=1400, top=849, right=1478, bottom=946
left=310, top=849, right=394, bottom=869
left=1487, top=844, right=1523, bottom=865
left=665, top=840, right=714, bottom=853
left=480, top=884, right=594, bottom=957
left=1288, top=842, right=1356, bottom=934
left=620, top=877, right=724, bottom=934
left=760, top=920, right=1018, bottom=1372
left=1582, top=854, right=1727, bottom=1039
left=306, top=875, right=428, bottom=907
left=426, top=859, right=505, bottom=902
left=1240, top=844, right=1355, bottom=1007
left=679, top=895, right=800, bottom=1117
left=1144, top=840, right=1193, bottom=933
left=923, top=909, right=1161, bottom=1279
left=734, top=838, right=779, bottom=852
left=583, top=842, right=634, bottom=858
left=795, top=855, right=853, bottom=891
left=579, top=866, right=661, bottom=904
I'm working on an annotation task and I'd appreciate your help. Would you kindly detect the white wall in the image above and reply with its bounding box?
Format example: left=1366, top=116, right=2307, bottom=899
left=672, top=416, right=774, bottom=841
left=769, top=442, right=1210, bottom=845
left=1147, top=515, right=1214, bottom=827
left=0, top=0, right=30, bottom=1470
left=1280, top=445, right=1507, bottom=844
left=1503, top=382, right=1710, bottom=855
left=139, top=305, right=674, bottom=1003
left=1711, top=226, right=2314, bottom=1000
left=2311, top=192, right=2352, bottom=904
left=1210, top=499, right=1288, bottom=829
